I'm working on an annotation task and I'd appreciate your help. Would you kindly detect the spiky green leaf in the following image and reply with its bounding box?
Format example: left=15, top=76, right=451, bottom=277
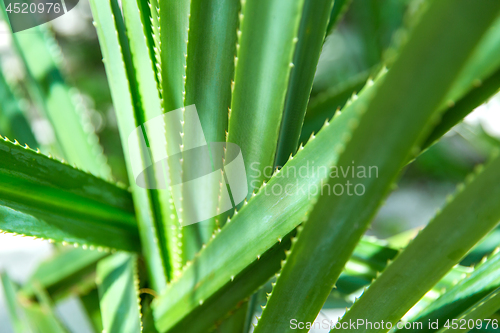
left=228, top=0, right=305, bottom=194
left=0, top=4, right=111, bottom=178
left=0, top=137, right=138, bottom=251
left=403, top=248, right=500, bottom=332
left=274, top=0, right=335, bottom=167
left=437, top=288, right=500, bottom=333
left=89, top=0, right=167, bottom=291
left=339, top=153, right=500, bottom=332
left=255, top=0, right=500, bottom=330
left=97, top=253, right=141, bottom=333
left=1, top=273, right=32, bottom=333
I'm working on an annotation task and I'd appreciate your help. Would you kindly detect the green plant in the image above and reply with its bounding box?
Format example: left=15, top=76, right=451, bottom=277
left=1, top=0, right=500, bottom=332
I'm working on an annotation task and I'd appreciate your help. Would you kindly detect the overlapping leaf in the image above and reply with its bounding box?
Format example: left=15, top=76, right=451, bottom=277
left=0, top=137, right=138, bottom=251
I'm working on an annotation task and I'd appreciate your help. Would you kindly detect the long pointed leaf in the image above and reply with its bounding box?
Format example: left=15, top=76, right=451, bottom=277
left=152, top=73, right=378, bottom=332
left=80, top=289, right=103, bottom=333
left=0, top=69, right=37, bottom=148
left=23, top=283, right=68, bottom=333
left=0, top=4, right=111, bottom=179
left=121, top=0, right=178, bottom=282
left=255, top=0, right=500, bottom=330
left=1, top=273, right=32, bottom=333
left=305, top=14, right=500, bottom=153
left=228, top=0, right=305, bottom=195
left=153, top=8, right=500, bottom=323
left=339, top=153, right=500, bottom=332
left=97, top=253, right=141, bottom=333
left=274, top=0, right=335, bottom=167
left=22, top=248, right=107, bottom=300
left=436, top=288, right=500, bottom=333
left=89, top=0, right=167, bottom=291
left=0, top=137, right=138, bottom=251
left=403, top=248, right=500, bottom=332
left=183, top=0, right=239, bottom=243
left=158, top=0, right=203, bottom=265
